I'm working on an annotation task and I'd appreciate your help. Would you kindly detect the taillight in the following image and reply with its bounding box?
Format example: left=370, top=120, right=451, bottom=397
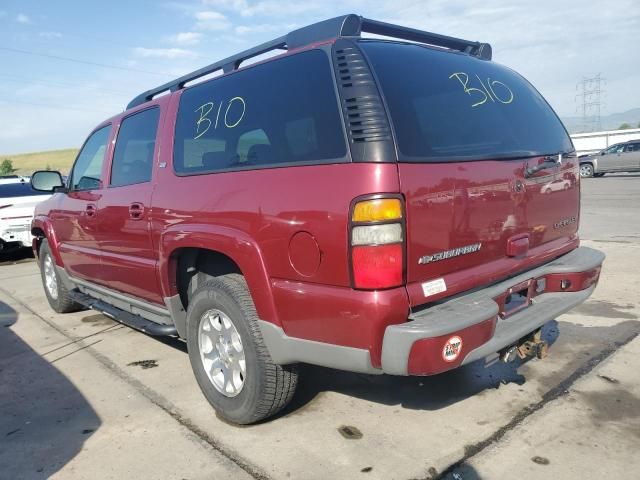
left=350, top=197, right=405, bottom=289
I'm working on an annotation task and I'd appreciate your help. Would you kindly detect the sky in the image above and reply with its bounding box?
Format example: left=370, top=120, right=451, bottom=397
left=0, top=0, right=638, bottom=154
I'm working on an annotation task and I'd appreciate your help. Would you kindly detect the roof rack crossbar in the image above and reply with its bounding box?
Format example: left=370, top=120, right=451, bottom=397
left=127, top=14, right=491, bottom=109
left=359, top=17, right=486, bottom=56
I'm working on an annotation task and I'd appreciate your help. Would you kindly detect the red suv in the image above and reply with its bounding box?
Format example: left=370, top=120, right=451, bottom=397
left=31, top=15, right=604, bottom=424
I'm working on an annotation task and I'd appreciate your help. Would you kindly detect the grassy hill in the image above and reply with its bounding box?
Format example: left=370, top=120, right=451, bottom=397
left=0, top=148, right=78, bottom=175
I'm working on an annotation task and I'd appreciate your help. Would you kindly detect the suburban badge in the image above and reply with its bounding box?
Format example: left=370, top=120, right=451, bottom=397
left=418, top=243, right=482, bottom=265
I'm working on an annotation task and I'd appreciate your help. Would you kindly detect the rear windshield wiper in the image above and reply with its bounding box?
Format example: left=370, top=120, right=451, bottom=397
left=524, top=153, right=564, bottom=178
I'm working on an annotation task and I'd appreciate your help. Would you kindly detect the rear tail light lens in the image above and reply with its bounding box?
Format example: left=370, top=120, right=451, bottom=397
left=352, top=244, right=403, bottom=289
left=350, top=196, right=404, bottom=290
left=352, top=198, right=402, bottom=222
left=352, top=223, right=402, bottom=246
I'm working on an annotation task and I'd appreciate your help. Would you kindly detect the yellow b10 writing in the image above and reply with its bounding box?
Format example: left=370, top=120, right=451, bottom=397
left=194, top=97, right=246, bottom=139
left=449, top=72, right=514, bottom=108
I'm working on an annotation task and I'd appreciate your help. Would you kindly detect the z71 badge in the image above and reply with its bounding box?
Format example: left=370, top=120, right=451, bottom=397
left=418, top=242, right=482, bottom=265
left=554, top=216, right=577, bottom=229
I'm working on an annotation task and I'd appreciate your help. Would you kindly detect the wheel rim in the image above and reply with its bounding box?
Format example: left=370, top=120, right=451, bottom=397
left=580, top=165, right=592, bottom=177
left=43, top=254, right=58, bottom=300
left=198, top=309, right=246, bottom=397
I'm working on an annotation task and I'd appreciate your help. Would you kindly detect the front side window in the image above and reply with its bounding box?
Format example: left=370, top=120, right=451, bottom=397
left=361, top=41, right=573, bottom=162
left=111, top=107, right=160, bottom=187
left=604, top=144, right=623, bottom=154
left=70, top=125, right=111, bottom=191
left=173, top=49, right=346, bottom=174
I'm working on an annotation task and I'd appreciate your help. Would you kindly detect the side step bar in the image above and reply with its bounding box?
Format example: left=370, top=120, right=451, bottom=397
left=69, top=290, right=178, bottom=336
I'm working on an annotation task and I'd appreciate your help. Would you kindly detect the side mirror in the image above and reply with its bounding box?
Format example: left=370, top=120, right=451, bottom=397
left=31, top=170, right=66, bottom=193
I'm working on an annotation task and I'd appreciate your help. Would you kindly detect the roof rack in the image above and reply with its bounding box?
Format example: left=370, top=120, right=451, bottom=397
left=127, top=14, right=491, bottom=109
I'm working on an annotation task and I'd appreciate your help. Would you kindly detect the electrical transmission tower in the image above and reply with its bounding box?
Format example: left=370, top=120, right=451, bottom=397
left=576, top=74, right=605, bottom=132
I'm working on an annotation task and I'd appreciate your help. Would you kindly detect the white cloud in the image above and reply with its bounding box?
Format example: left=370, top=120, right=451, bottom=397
left=16, top=13, right=32, bottom=24
left=194, top=10, right=231, bottom=31
left=39, top=31, right=63, bottom=39
left=234, top=23, right=288, bottom=35
left=168, top=32, right=203, bottom=45
left=133, top=47, right=196, bottom=59
left=202, top=0, right=322, bottom=17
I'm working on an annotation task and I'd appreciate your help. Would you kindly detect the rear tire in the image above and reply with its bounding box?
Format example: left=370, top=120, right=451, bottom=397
left=39, top=240, right=83, bottom=313
left=186, top=274, right=298, bottom=424
left=579, top=163, right=594, bottom=178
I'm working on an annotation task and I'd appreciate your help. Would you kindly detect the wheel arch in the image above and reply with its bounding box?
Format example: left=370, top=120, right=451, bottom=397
left=31, top=217, right=63, bottom=265
left=160, top=224, right=280, bottom=332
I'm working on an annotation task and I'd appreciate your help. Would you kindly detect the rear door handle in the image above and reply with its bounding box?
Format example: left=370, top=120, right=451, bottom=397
left=129, top=202, right=145, bottom=220
left=85, top=204, right=97, bottom=218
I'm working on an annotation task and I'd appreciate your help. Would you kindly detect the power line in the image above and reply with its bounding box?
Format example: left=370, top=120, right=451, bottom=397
left=42, top=31, right=210, bottom=61
left=0, top=98, right=119, bottom=114
left=0, top=46, right=171, bottom=77
left=0, top=74, right=132, bottom=97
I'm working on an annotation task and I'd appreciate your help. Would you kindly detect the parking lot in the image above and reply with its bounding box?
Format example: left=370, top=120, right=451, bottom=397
left=1, top=174, right=639, bottom=480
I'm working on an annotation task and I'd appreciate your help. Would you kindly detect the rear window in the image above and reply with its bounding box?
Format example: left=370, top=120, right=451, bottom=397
left=360, top=41, right=573, bottom=162
left=173, top=49, right=347, bottom=175
left=0, top=182, right=48, bottom=198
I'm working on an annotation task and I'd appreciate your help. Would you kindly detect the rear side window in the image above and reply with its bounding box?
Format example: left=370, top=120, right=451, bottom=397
left=360, top=42, right=573, bottom=162
left=111, top=107, right=160, bottom=187
left=173, top=49, right=346, bottom=174
left=70, top=125, right=111, bottom=191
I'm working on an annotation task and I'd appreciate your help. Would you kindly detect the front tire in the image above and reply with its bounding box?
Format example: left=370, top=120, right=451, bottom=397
left=39, top=240, right=83, bottom=313
left=186, top=274, right=298, bottom=424
left=579, top=163, right=594, bottom=178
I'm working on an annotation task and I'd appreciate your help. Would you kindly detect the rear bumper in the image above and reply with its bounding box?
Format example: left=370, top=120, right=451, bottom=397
left=381, top=246, right=604, bottom=375
left=0, top=224, right=32, bottom=248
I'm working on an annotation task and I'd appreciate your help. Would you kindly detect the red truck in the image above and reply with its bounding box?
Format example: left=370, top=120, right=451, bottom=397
left=31, top=15, right=604, bottom=424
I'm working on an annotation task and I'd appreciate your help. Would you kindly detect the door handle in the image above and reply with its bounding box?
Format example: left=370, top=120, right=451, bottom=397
left=85, top=204, right=97, bottom=218
left=129, top=202, right=145, bottom=220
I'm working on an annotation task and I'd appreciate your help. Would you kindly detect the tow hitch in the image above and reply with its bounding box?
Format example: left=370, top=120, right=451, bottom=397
left=500, top=328, right=549, bottom=363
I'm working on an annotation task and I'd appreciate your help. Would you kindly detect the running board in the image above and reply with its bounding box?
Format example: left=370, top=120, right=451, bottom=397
left=69, top=290, right=178, bottom=336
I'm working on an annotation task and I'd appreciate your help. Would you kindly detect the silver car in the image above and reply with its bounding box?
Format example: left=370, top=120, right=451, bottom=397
left=579, top=140, right=640, bottom=177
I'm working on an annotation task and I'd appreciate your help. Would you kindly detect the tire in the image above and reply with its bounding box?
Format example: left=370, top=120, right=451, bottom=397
left=39, top=239, right=83, bottom=313
left=186, top=274, right=298, bottom=424
left=579, top=163, right=594, bottom=178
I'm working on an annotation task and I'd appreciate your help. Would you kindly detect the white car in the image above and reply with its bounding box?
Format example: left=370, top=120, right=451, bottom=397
left=0, top=179, right=51, bottom=253
left=0, top=175, right=30, bottom=185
